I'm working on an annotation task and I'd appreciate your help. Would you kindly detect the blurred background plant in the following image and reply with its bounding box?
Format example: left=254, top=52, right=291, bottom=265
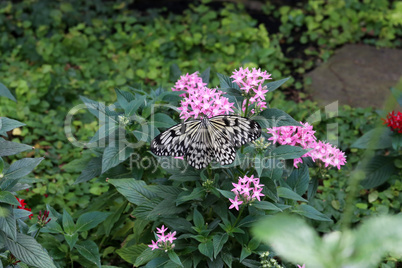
left=0, top=0, right=401, bottom=266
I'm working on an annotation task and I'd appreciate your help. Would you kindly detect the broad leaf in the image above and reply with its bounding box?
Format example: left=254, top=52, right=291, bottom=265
left=4, top=158, right=44, bottom=180
left=293, top=204, right=332, bottom=222
left=76, top=211, right=111, bottom=232
left=108, top=179, right=157, bottom=205
left=0, top=191, right=20, bottom=206
left=74, top=157, right=102, bottom=184
left=0, top=204, right=16, bottom=240
left=75, top=240, right=101, bottom=268
left=277, top=187, right=307, bottom=202
left=287, top=163, right=310, bottom=196
left=361, top=155, right=397, bottom=188
left=351, top=127, right=392, bottom=149
left=102, top=145, right=134, bottom=173
left=0, top=82, right=16, bottom=102
left=264, top=77, right=290, bottom=92
left=0, top=118, right=24, bottom=136
left=269, top=145, right=309, bottom=160
left=0, top=138, right=32, bottom=157
left=213, top=233, right=228, bottom=258
left=62, top=209, right=75, bottom=234
left=3, top=232, right=56, bottom=267
left=253, top=108, right=301, bottom=129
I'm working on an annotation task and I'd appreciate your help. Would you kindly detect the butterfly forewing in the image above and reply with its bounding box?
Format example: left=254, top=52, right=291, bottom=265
left=150, top=120, right=201, bottom=157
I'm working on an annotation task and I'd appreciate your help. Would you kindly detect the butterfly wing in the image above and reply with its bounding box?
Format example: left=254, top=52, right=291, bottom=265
left=209, top=115, right=261, bottom=147
left=151, top=120, right=201, bottom=157
left=185, top=126, right=215, bottom=169
left=208, top=115, right=261, bottom=166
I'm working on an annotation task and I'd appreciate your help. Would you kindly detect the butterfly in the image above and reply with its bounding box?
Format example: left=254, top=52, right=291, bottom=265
left=151, top=115, right=261, bottom=169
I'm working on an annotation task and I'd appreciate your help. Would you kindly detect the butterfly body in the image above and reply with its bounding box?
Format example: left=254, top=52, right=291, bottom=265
left=151, top=115, right=261, bottom=169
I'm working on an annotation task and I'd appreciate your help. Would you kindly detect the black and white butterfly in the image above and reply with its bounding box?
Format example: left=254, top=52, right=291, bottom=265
left=151, top=115, right=261, bottom=169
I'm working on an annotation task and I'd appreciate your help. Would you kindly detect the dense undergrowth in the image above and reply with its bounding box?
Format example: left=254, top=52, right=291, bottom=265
left=0, top=0, right=401, bottom=267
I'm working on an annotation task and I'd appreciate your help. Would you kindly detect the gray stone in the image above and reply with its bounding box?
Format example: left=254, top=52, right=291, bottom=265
left=305, top=44, right=402, bottom=109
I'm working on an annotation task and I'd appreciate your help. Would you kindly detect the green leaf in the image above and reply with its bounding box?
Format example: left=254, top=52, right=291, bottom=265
left=168, top=251, right=183, bottom=267
left=102, top=145, right=134, bottom=173
left=293, top=204, right=332, bottom=222
left=0, top=157, right=3, bottom=173
left=152, top=113, right=178, bottom=128
left=287, top=163, right=310, bottom=196
left=41, top=219, right=63, bottom=234
left=64, top=233, right=78, bottom=250
left=0, top=82, right=16, bottom=102
left=62, top=209, right=75, bottom=234
left=126, top=96, right=146, bottom=116
left=264, top=77, right=290, bottom=92
left=351, top=127, right=392, bottom=149
left=269, top=145, right=309, bottom=160
left=200, top=67, right=211, bottom=85
left=75, top=240, right=101, bottom=268
left=198, top=240, right=214, bottom=260
left=0, top=191, right=20, bottom=206
left=193, top=209, right=204, bottom=229
left=216, top=189, right=235, bottom=200
left=116, top=244, right=148, bottom=265
left=103, top=201, right=128, bottom=236
left=213, top=233, right=228, bottom=258
left=74, top=157, right=102, bottom=184
left=176, top=188, right=205, bottom=206
left=253, top=108, right=301, bottom=129
left=80, top=96, right=118, bottom=121
left=116, top=89, right=135, bottom=110
left=0, top=204, right=16, bottom=240
left=3, top=232, right=56, bottom=268
left=133, top=246, right=161, bottom=266
left=4, top=157, right=44, bottom=180
left=108, top=179, right=157, bottom=205
left=0, top=118, right=25, bottom=136
left=390, top=87, right=402, bottom=107
left=361, top=155, right=397, bottom=188
left=253, top=214, right=321, bottom=266
left=76, top=211, right=112, bottom=232
left=13, top=208, right=34, bottom=219
left=169, top=63, right=182, bottom=82
left=252, top=201, right=282, bottom=211
left=240, top=247, right=251, bottom=262
left=391, top=133, right=402, bottom=150
left=0, top=139, right=32, bottom=157
left=277, top=187, right=307, bottom=202
left=217, top=73, right=240, bottom=90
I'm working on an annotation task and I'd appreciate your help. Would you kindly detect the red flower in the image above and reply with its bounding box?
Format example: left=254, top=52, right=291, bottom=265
left=383, top=111, right=402, bottom=133
left=16, top=197, right=33, bottom=219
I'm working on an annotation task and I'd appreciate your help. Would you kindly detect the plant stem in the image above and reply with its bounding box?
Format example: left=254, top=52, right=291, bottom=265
left=233, top=205, right=245, bottom=227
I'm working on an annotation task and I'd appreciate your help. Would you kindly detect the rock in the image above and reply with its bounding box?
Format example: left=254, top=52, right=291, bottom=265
left=305, top=44, right=402, bottom=109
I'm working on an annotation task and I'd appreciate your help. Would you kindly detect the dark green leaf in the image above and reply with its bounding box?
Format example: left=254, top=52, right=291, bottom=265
left=269, top=145, right=309, bottom=160
left=64, top=233, right=78, bottom=250
left=287, top=163, right=310, bottom=196
left=0, top=82, right=16, bottom=102
left=134, top=246, right=162, bottom=266
left=168, top=251, right=183, bottom=267
left=216, top=189, right=235, bottom=200
left=252, top=201, right=282, bottom=211
left=264, top=77, right=290, bottom=92
left=74, top=157, right=102, bottom=184
left=240, top=247, right=251, bottom=262
left=3, top=232, right=56, bottom=267
left=4, top=158, right=44, bottom=180
left=217, top=73, right=240, bottom=90
left=293, top=204, right=332, bottom=222
left=169, top=63, right=182, bottom=82
left=201, top=67, right=211, bottom=85
left=108, top=179, right=157, bottom=205
left=391, top=134, right=402, bottom=150
left=213, top=233, right=228, bottom=258
left=116, top=244, right=148, bottom=265
left=193, top=209, right=204, bottom=229
left=277, top=187, right=307, bottom=202
left=0, top=192, right=20, bottom=206
left=198, top=240, right=213, bottom=260
left=62, top=209, right=75, bottom=234
left=0, top=118, right=25, bottom=136
left=76, top=211, right=111, bottom=232
left=152, top=113, right=177, bottom=128
left=0, top=204, right=16, bottom=240
left=116, top=89, right=135, bottom=110
left=75, top=240, right=101, bottom=268
left=102, top=145, right=134, bottom=173
left=0, top=138, right=32, bottom=157
left=176, top=188, right=205, bottom=206
left=361, top=155, right=397, bottom=188
left=351, top=127, right=392, bottom=149
left=253, top=108, right=301, bottom=129
left=126, top=96, right=146, bottom=116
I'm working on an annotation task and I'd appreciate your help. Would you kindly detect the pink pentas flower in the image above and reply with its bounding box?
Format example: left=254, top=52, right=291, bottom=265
left=173, top=72, right=234, bottom=120
left=231, top=67, right=272, bottom=115
left=229, top=175, right=264, bottom=210
left=149, top=225, right=177, bottom=251
left=267, top=122, right=347, bottom=169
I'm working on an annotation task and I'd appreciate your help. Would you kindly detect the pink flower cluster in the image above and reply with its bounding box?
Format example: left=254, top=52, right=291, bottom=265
left=267, top=122, right=347, bottom=169
left=231, top=67, right=272, bottom=114
left=148, top=225, right=177, bottom=251
left=229, top=175, right=264, bottom=211
left=172, top=72, right=234, bottom=120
